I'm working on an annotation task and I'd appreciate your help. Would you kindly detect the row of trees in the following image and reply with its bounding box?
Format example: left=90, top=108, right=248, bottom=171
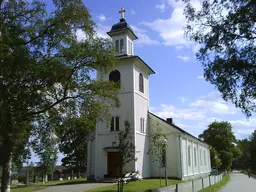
left=199, top=121, right=256, bottom=172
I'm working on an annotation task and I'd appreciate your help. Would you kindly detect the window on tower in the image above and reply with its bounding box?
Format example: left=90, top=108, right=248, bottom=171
left=140, top=117, right=145, bottom=133
left=115, top=40, right=119, bottom=53
left=120, top=39, right=124, bottom=53
left=110, top=116, right=120, bottom=131
left=109, top=70, right=121, bottom=88
left=139, top=73, right=144, bottom=93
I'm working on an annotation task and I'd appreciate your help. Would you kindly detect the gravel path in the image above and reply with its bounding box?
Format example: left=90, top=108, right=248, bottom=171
left=220, top=171, right=256, bottom=192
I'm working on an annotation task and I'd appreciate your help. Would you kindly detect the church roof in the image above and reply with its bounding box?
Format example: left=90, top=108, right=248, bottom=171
left=149, top=112, right=208, bottom=146
left=117, top=55, right=156, bottom=75
left=107, top=18, right=138, bottom=39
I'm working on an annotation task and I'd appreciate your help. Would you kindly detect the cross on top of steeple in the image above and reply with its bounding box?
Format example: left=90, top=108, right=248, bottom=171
left=119, top=7, right=126, bottom=19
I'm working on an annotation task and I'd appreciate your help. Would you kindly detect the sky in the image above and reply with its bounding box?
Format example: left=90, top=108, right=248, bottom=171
left=30, top=0, right=255, bottom=165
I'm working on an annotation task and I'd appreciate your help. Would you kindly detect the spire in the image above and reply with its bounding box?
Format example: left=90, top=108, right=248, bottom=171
left=119, top=7, right=126, bottom=19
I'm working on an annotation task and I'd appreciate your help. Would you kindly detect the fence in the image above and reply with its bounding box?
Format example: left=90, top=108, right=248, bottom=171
left=152, top=174, right=223, bottom=192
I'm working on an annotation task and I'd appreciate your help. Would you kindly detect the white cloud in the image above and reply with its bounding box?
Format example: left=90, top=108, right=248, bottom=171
left=197, top=76, right=204, bottom=79
left=177, top=55, right=190, bottom=61
left=75, top=24, right=111, bottom=41
left=178, top=96, right=188, bottom=104
left=131, top=9, right=136, bottom=15
left=153, top=91, right=254, bottom=139
left=130, top=25, right=160, bottom=45
left=189, top=92, right=237, bottom=115
left=143, top=0, right=201, bottom=50
left=156, top=3, right=166, bottom=12
left=97, top=14, right=106, bottom=22
left=95, top=24, right=110, bottom=38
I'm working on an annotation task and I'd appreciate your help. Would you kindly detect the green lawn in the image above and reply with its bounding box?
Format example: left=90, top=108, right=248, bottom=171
left=11, top=184, right=47, bottom=192
left=85, top=179, right=182, bottom=192
left=200, top=174, right=230, bottom=192
left=11, top=178, right=87, bottom=192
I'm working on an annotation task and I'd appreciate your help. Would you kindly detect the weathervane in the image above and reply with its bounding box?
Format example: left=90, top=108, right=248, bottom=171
left=119, top=7, right=126, bottom=19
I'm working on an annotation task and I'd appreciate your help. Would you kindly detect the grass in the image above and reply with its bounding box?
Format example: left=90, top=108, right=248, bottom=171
left=200, top=174, right=230, bottom=192
left=85, top=179, right=182, bottom=192
left=11, top=178, right=87, bottom=192
left=11, top=184, right=47, bottom=192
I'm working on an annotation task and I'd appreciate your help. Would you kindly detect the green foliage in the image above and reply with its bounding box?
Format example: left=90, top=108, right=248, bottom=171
left=117, top=121, right=137, bottom=176
left=181, top=0, right=256, bottom=117
left=57, top=116, right=95, bottom=176
left=148, top=124, right=167, bottom=165
left=199, top=121, right=237, bottom=170
left=0, top=0, right=119, bottom=191
left=232, top=139, right=252, bottom=170
left=210, top=147, right=222, bottom=169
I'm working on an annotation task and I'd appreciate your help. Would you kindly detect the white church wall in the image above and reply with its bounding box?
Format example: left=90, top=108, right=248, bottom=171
left=135, top=133, right=151, bottom=177
left=97, top=93, right=133, bottom=133
left=180, top=136, right=211, bottom=180
left=166, top=134, right=179, bottom=178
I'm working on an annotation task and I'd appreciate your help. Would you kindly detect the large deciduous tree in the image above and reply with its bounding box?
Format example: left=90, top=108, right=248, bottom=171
left=199, top=121, right=239, bottom=170
left=0, top=0, right=119, bottom=191
left=181, top=0, right=256, bottom=117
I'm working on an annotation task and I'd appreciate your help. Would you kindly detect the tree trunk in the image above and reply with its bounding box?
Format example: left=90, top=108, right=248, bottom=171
left=1, top=153, right=12, bottom=192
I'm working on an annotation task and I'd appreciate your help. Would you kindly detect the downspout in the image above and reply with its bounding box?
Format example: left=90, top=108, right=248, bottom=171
left=179, top=135, right=183, bottom=180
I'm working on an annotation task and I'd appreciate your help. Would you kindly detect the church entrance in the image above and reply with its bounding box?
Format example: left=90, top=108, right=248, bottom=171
left=107, top=152, right=122, bottom=177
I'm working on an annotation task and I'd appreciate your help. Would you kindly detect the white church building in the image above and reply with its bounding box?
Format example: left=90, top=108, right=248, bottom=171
left=87, top=8, right=211, bottom=181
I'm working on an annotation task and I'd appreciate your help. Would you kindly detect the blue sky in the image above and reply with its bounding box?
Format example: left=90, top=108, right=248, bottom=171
left=29, top=0, right=255, bottom=165
left=82, top=0, right=255, bottom=139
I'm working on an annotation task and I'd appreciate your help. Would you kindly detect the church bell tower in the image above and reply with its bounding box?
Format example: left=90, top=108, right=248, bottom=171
left=93, top=8, right=155, bottom=179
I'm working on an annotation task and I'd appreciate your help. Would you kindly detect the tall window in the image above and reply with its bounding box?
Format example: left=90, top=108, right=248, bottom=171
left=200, top=149, right=202, bottom=166
left=115, top=117, right=119, bottom=131
left=204, top=150, right=206, bottom=166
left=188, top=145, right=191, bottom=166
left=194, top=148, right=197, bottom=167
left=140, top=118, right=145, bottom=133
left=139, top=73, right=144, bottom=93
left=109, top=70, right=121, bottom=88
left=129, top=41, right=132, bottom=55
left=161, top=147, right=166, bottom=167
left=120, top=39, right=124, bottom=53
left=128, top=40, right=131, bottom=55
left=110, top=116, right=119, bottom=131
left=115, top=40, right=119, bottom=53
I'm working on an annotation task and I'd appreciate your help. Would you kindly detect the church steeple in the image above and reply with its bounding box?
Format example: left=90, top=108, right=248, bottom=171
left=107, top=8, right=138, bottom=56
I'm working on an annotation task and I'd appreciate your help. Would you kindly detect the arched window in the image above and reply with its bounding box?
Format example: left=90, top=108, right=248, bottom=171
left=139, top=73, right=144, bottom=93
left=109, top=70, right=121, bottom=88
left=115, top=40, right=119, bottom=53
left=120, top=39, right=124, bottom=53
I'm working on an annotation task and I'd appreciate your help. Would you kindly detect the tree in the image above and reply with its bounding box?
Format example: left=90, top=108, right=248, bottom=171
left=116, top=121, right=137, bottom=192
left=181, top=0, right=256, bottom=117
left=148, top=124, right=167, bottom=187
left=57, top=116, right=95, bottom=178
left=32, top=113, right=59, bottom=183
left=199, top=121, right=237, bottom=170
left=117, top=121, right=137, bottom=177
left=210, top=147, right=222, bottom=169
left=0, top=0, right=119, bottom=191
left=232, top=139, right=251, bottom=170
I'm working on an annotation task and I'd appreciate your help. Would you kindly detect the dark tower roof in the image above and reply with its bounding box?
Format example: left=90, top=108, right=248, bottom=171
left=107, top=18, right=138, bottom=39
